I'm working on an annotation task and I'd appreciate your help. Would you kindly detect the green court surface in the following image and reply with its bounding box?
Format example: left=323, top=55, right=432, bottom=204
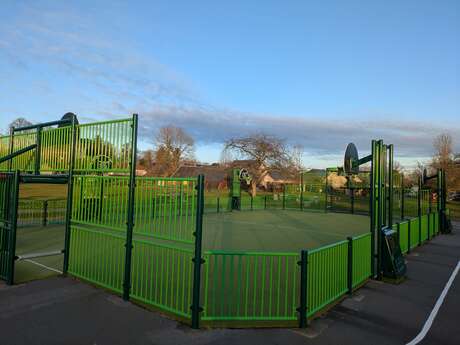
left=12, top=210, right=369, bottom=284
left=203, top=210, right=370, bottom=252
left=14, top=224, right=65, bottom=283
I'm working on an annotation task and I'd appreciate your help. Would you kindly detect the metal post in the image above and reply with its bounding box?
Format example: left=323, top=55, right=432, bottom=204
left=250, top=195, right=253, bottom=211
left=418, top=177, right=422, bottom=246
left=347, top=237, right=353, bottom=294
left=63, top=116, right=78, bottom=274
left=42, top=200, right=48, bottom=227
left=217, top=196, right=220, bottom=213
left=8, top=128, right=14, bottom=172
left=191, top=174, right=205, bottom=329
left=264, top=195, right=267, bottom=209
left=370, top=140, right=376, bottom=278
left=376, top=140, right=383, bottom=279
left=401, top=173, right=405, bottom=220
left=7, top=170, right=20, bottom=285
left=122, top=114, right=138, bottom=301
left=298, top=250, right=308, bottom=328
left=34, top=127, right=42, bottom=175
left=388, top=145, right=394, bottom=226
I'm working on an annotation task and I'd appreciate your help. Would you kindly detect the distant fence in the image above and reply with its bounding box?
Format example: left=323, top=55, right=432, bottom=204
left=17, top=199, right=66, bottom=226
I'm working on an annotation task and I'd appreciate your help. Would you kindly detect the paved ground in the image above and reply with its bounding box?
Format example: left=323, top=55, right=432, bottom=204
left=1, top=223, right=459, bottom=345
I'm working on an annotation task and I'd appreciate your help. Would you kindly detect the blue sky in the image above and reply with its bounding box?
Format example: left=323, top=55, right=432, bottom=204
left=0, top=0, right=459, bottom=168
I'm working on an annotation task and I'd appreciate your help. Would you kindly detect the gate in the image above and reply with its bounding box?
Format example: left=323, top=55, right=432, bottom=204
left=0, top=171, right=19, bottom=284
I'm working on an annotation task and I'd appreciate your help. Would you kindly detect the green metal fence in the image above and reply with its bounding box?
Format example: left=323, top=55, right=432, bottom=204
left=351, top=233, right=372, bottom=288
left=201, top=251, right=300, bottom=324
left=306, top=241, right=348, bottom=317
left=130, top=239, right=194, bottom=319
left=68, top=174, right=200, bottom=322
left=0, top=118, right=133, bottom=173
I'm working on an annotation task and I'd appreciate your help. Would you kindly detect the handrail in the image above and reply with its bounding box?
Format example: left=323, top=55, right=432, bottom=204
left=0, top=144, right=37, bottom=164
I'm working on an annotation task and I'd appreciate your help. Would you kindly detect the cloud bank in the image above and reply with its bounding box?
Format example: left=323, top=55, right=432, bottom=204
left=137, top=105, right=460, bottom=158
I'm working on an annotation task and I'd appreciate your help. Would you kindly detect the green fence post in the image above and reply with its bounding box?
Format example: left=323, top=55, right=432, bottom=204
left=7, top=170, right=20, bottom=285
left=34, top=126, right=42, bottom=175
left=42, top=200, right=48, bottom=227
left=191, top=174, right=205, bottom=329
left=347, top=236, right=353, bottom=295
left=63, top=115, right=78, bottom=274
left=397, top=222, right=400, bottom=244
left=297, top=250, right=308, bottom=328
left=401, top=175, right=405, bottom=220
left=122, top=114, right=138, bottom=301
left=251, top=195, right=253, bottom=211
left=7, top=128, right=14, bottom=172
left=369, top=141, right=375, bottom=277
left=388, top=145, right=394, bottom=226
left=217, top=196, right=220, bottom=213
left=264, top=195, right=267, bottom=209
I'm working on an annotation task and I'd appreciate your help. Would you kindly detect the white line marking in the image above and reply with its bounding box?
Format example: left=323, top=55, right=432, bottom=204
left=24, top=259, right=63, bottom=274
left=406, top=260, right=460, bottom=345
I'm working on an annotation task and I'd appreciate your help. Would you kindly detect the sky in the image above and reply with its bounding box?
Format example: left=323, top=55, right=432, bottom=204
left=0, top=0, right=459, bottom=169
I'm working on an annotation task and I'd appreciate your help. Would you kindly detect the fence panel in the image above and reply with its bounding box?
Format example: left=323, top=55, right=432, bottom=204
left=434, top=211, right=439, bottom=234
left=68, top=225, right=125, bottom=293
left=420, top=214, right=429, bottom=242
left=403, top=189, right=419, bottom=218
left=47, top=199, right=67, bottom=224
left=0, top=136, right=10, bottom=171
left=10, top=132, right=36, bottom=171
left=17, top=200, right=44, bottom=226
left=74, top=119, right=133, bottom=173
left=307, top=241, right=348, bottom=317
left=130, top=240, right=194, bottom=319
left=409, top=218, right=420, bottom=249
left=134, top=177, right=197, bottom=243
left=352, top=233, right=371, bottom=288
left=202, top=251, right=299, bottom=322
left=399, top=221, right=409, bottom=254
left=40, top=126, right=72, bottom=172
left=72, top=175, right=129, bottom=231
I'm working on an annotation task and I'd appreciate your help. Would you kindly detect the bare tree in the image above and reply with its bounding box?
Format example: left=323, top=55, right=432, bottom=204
left=152, top=126, right=195, bottom=177
left=137, top=150, right=155, bottom=173
left=223, top=133, right=299, bottom=196
left=8, top=117, right=32, bottom=131
left=433, top=133, right=453, bottom=171
left=431, top=133, right=459, bottom=192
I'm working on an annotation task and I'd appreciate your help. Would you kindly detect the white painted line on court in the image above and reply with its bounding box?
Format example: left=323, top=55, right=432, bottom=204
left=406, top=260, right=460, bottom=345
left=24, top=259, right=63, bottom=274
